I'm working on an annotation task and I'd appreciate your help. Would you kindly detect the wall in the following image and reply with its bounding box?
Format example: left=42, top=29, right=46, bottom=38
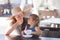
left=53, top=0, right=60, bottom=14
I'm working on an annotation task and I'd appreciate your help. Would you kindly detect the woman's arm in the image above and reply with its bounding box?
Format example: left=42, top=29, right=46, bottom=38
left=6, top=19, right=23, bottom=35
left=6, top=22, right=18, bottom=35
left=23, top=8, right=31, bottom=16
left=31, top=27, right=42, bottom=35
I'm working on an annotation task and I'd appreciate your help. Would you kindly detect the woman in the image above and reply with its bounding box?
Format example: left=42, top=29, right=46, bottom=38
left=6, top=6, right=31, bottom=35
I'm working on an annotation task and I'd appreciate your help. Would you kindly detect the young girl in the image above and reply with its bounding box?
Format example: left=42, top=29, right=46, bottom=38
left=22, top=14, right=42, bottom=38
left=6, top=6, right=31, bottom=35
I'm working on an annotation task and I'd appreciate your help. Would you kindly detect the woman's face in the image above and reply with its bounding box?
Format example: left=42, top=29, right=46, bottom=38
left=19, top=12, right=24, bottom=18
left=15, top=11, right=24, bottom=20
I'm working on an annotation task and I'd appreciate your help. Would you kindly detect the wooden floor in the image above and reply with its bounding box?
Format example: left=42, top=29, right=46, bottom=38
left=0, top=34, right=60, bottom=40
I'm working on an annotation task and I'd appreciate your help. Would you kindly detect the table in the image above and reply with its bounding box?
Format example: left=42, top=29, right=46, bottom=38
left=0, top=34, right=60, bottom=40
left=40, top=18, right=60, bottom=28
left=40, top=18, right=60, bottom=37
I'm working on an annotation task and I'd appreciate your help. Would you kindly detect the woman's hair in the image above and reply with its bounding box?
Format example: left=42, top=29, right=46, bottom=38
left=30, top=14, right=40, bottom=27
left=11, top=6, right=22, bottom=24
left=12, top=6, right=21, bottom=15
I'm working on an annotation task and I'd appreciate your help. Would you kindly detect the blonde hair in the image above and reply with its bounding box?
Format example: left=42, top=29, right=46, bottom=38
left=12, top=6, right=21, bottom=15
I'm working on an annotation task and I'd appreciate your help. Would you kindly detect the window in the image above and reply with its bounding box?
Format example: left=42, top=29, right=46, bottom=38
left=0, top=0, right=6, bottom=4
left=10, top=0, right=20, bottom=4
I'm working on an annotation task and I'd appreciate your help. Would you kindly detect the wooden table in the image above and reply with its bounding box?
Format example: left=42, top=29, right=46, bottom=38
left=0, top=34, right=60, bottom=40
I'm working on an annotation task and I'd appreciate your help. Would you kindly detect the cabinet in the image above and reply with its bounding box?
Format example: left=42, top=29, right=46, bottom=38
left=38, top=10, right=59, bottom=19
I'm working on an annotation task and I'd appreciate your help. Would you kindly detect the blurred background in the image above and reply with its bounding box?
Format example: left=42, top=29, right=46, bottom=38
left=0, top=0, right=60, bottom=35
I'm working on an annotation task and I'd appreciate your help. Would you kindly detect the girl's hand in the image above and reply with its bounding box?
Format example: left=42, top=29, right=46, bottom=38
left=24, top=30, right=32, bottom=35
left=31, top=27, right=42, bottom=35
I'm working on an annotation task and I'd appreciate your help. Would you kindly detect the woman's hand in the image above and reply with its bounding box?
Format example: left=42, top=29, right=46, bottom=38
left=17, top=18, right=23, bottom=25
left=7, top=16, right=15, bottom=20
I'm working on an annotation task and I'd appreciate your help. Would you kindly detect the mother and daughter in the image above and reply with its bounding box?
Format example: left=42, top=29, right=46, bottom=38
left=6, top=6, right=42, bottom=38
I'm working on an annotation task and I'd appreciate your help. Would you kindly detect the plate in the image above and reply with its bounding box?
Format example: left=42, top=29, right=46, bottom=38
left=23, top=35, right=32, bottom=38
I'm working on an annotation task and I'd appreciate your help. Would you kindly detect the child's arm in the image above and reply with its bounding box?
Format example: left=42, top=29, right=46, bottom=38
left=31, top=27, right=42, bottom=35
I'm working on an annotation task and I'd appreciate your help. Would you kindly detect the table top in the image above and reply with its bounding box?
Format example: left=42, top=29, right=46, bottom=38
left=0, top=34, right=60, bottom=40
left=41, top=18, right=60, bottom=24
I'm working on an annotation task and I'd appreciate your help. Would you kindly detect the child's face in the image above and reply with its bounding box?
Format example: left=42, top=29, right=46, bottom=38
left=28, top=16, right=34, bottom=25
